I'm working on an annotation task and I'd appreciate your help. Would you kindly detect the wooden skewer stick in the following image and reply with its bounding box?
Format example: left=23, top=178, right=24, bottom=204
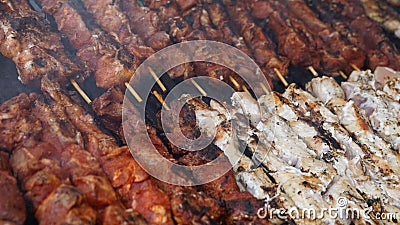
left=274, top=68, right=288, bottom=87
left=307, top=66, right=319, bottom=77
left=242, top=85, right=252, bottom=96
left=350, top=63, right=361, bottom=72
left=70, top=79, right=92, bottom=104
left=125, top=82, right=143, bottom=103
left=191, top=79, right=207, bottom=96
left=152, top=90, right=170, bottom=111
left=148, top=67, right=167, bottom=92
left=229, top=76, right=241, bottom=89
left=339, top=71, right=348, bottom=79
left=260, top=82, right=270, bottom=94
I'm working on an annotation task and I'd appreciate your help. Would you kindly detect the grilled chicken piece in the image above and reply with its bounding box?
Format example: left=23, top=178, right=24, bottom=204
left=349, top=67, right=400, bottom=101
left=341, top=80, right=400, bottom=152
left=0, top=0, right=84, bottom=84
left=0, top=152, right=26, bottom=225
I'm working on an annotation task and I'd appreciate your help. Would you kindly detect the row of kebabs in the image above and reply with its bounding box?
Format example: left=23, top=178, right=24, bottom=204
left=1, top=0, right=400, bottom=224
left=0, top=76, right=276, bottom=225
left=2, top=0, right=400, bottom=90
left=192, top=66, right=400, bottom=224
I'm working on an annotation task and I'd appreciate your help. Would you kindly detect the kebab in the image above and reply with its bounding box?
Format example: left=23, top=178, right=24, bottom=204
left=359, top=0, right=400, bottom=39
left=339, top=74, right=400, bottom=152
left=306, top=0, right=400, bottom=71
left=78, top=0, right=154, bottom=60
left=245, top=0, right=320, bottom=69
left=0, top=151, right=26, bottom=225
left=279, top=0, right=366, bottom=76
left=198, top=0, right=271, bottom=94
left=0, top=0, right=85, bottom=84
left=161, top=96, right=273, bottom=224
left=222, top=0, right=289, bottom=83
left=41, top=78, right=174, bottom=224
left=191, top=93, right=375, bottom=224
left=36, top=0, right=138, bottom=89
left=141, top=0, right=251, bottom=91
left=0, top=93, right=98, bottom=224
left=367, top=67, right=400, bottom=101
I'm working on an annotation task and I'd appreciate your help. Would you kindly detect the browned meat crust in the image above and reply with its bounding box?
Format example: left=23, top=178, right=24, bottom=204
left=0, top=152, right=26, bottom=225
left=0, top=0, right=84, bottom=84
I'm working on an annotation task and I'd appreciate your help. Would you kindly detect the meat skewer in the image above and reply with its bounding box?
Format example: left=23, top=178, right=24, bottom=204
left=222, top=0, right=289, bottom=82
left=0, top=0, right=85, bottom=85
left=340, top=75, right=400, bottom=152
left=192, top=93, right=377, bottom=224
left=245, top=0, right=320, bottom=68
left=0, top=93, right=98, bottom=224
left=41, top=79, right=174, bottom=224
left=279, top=0, right=366, bottom=76
left=37, top=0, right=138, bottom=89
left=359, top=0, right=400, bottom=39
left=162, top=96, right=272, bottom=224
left=306, top=0, right=400, bottom=71
left=0, top=151, right=26, bottom=225
left=79, top=0, right=155, bottom=60
left=198, top=0, right=274, bottom=92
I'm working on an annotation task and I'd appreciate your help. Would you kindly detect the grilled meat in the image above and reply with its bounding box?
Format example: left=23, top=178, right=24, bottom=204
left=246, top=0, right=320, bottom=68
left=280, top=0, right=366, bottom=75
left=37, top=0, right=138, bottom=88
left=341, top=78, right=400, bottom=152
left=1, top=95, right=98, bottom=224
left=0, top=151, right=26, bottom=225
left=222, top=0, right=289, bottom=81
left=0, top=0, right=84, bottom=84
left=120, top=0, right=170, bottom=50
left=359, top=0, right=400, bottom=39
left=348, top=67, right=400, bottom=102
left=79, top=0, right=154, bottom=59
left=41, top=78, right=173, bottom=225
left=306, top=0, right=400, bottom=71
